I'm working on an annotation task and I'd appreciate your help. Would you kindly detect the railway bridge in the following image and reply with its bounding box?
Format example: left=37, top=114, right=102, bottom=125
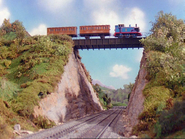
left=73, top=37, right=144, bottom=50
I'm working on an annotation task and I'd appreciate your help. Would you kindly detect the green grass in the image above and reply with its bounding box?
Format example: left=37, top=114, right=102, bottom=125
left=0, top=77, right=20, bottom=101
left=143, top=86, right=171, bottom=112
left=2, top=32, right=17, bottom=41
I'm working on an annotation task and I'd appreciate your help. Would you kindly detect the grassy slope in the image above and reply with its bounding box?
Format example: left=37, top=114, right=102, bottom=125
left=0, top=33, right=73, bottom=137
left=133, top=12, right=185, bottom=138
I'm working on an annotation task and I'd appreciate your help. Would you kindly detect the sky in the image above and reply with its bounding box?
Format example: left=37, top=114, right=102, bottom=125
left=0, top=0, right=185, bottom=89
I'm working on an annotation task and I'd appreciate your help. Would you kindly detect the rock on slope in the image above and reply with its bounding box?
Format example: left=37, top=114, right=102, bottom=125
left=126, top=51, right=149, bottom=127
left=34, top=50, right=102, bottom=123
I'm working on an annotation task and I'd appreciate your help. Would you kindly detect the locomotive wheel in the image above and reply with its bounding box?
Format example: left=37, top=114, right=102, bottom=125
left=125, top=34, right=130, bottom=38
left=132, top=34, right=136, bottom=38
left=118, top=33, right=123, bottom=38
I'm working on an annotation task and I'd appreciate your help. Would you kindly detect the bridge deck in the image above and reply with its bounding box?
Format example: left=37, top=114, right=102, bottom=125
left=73, top=38, right=143, bottom=50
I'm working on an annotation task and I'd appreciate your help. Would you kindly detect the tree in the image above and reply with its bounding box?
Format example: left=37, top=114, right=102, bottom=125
left=0, top=19, right=26, bottom=45
left=1, top=19, right=12, bottom=34
left=124, top=83, right=134, bottom=93
left=12, top=20, right=26, bottom=45
left=127, top=83, right=134, bottom=101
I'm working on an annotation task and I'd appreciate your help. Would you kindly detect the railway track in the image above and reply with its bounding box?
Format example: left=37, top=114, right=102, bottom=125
left=78, top=109, right=123, bottom=138
left=22, top=107, right=125, bottom=139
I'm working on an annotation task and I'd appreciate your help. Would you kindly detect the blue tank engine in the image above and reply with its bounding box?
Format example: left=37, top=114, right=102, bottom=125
left=114, top=24, right=142, bottom=38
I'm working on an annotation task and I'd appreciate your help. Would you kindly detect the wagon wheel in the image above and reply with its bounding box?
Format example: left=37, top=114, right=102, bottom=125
left=100, top=35, right=105, bottom=39
left=85, top=36, right=90, bottom=39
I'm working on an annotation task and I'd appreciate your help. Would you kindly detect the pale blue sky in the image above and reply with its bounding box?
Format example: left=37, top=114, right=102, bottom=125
left=1, top=0, right=184, bottom=89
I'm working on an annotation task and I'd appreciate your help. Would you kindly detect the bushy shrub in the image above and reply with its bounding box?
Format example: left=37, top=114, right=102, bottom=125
left=0, top=115, right=13, bottom=139
left=4, top=60, right=11, bottom=68
left=143, top=86, right=171, bottom=112
left=11, top=91, right=39, bottom=117
left=0, top=65, right=8, bottom=76
left=145, top=51, right=184, bottom=94
left=134, top=86, right=172, bottom=136
left=155, top=101, right=185, bottom=137
left=0, top=46, right=9, bottom=59
left=33, top=115, right=56, bottom=129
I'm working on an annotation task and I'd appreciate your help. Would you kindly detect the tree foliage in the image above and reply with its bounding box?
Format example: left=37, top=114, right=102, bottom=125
left=141, top=11, right=185, bottom=53
left=0, top=19, right=11, bottom=35
left=93, top=84, right=112, bottom=109
left=0, top=19, right=26, bottom=44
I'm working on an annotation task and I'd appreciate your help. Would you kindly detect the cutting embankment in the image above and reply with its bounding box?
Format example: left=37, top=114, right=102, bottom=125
left=126, top=12, right=185, bottom=138
left=0, top=19, right=102, bottom=138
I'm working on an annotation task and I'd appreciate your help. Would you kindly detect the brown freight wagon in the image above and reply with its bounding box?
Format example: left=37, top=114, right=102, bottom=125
left=47, top=27, right=77, bottom=37
left=80, top=25, right=110, bottom=39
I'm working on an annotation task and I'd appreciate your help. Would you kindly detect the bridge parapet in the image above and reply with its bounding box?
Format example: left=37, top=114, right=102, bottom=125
left=73, top=38, right=144, bottom=50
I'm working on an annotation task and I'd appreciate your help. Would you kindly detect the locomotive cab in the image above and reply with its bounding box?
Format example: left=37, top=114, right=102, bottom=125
left=134, top=27, right=140, bottom=32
